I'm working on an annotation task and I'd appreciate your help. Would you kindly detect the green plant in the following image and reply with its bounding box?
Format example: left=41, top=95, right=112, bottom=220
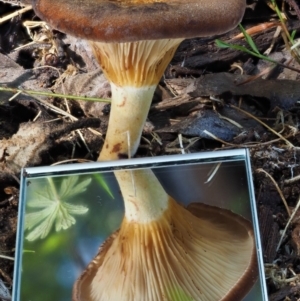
left=217, top=0, right=300, bottom=68
left=25, top=176, right=91, bottom=241
left=269, top=0, right=300, bottom=61
left=216, top=24, right=278, bottom=63
left=93, top=174, right=114, bottom=199
left=215, top=24, right=300, bottom=73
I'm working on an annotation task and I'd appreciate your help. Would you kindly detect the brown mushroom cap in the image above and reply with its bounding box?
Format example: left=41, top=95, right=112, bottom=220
left=32, top=0, right=246, bottom=43
left=73, top=198, right=257, bottom=301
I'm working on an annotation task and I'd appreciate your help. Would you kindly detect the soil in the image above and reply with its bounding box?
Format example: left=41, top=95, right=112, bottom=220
left=1, top=0, right=300, bottom=300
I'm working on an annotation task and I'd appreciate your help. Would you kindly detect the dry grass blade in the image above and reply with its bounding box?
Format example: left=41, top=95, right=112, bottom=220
left=256, top=168, right=291, bottom=216
left=202, top=130, right=237, bottom=146
left=0, top=255, right=14, bottom=261
left=276, top=195, right=300, bottom=251
left=165, top=136, right=200, bottom=154
left=0, top=5, right=31, bottom=25
left=217, top=113, right=243, bottom=129
left=178, top=134, right=185, bottom=154
left=21, top=90, right=102, bottom=137
left=284, top=174, right=300, bottom=184
left=50, top=159, right=92, bottom=166
left=205, top=162, right=222, bottom=184
left=231, top=104, right=295, bottom=148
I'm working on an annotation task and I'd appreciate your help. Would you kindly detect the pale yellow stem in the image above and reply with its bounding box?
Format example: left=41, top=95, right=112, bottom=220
left=93, top=39, right=183, bottom=223
left=115, top=169, right=169, bottom=223
left=91, top=39, right=183, bottom=161
left=98, top=84, right=156, bottom=160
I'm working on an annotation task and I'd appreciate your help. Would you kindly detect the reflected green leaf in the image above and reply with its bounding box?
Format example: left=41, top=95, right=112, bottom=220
left=94, top=174, right=114, bottom=199
left=25, top=176, right=90, bottom=241
left=58, top=176, right=92, bottom=199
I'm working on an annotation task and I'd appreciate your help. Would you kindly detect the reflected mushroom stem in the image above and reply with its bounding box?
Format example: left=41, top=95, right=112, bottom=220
left=94, top=39, right=184, bottom=222
left=114, top=168, right=169, bottom=223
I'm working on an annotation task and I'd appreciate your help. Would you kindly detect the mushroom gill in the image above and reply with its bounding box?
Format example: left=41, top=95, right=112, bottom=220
left=73, top=169, right=257, bottom=301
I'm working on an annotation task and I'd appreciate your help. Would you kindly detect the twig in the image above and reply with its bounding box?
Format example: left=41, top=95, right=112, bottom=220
left=0, top=269, right=11, bottom=284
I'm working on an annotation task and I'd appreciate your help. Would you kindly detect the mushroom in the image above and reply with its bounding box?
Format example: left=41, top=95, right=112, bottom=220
left=31, top=1, right=257, bottom=300
left=32, top=0, right=246, bottom=160
left=73, top=169, right=258, bottom=301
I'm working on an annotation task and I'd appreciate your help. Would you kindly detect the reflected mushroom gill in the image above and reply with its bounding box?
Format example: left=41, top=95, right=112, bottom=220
left=79, top=37, right=257, bottom=301
left=73, top=169, right=257, bottom=301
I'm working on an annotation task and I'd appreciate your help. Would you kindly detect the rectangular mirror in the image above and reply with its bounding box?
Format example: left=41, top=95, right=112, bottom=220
left=14, top=149, right=268, bottom=301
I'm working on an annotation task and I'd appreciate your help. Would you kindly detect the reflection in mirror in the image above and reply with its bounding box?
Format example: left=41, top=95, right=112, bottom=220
left=15, top=151, right=268, bottom=301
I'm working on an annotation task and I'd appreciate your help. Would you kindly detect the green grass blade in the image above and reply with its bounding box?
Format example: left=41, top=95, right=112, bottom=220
left=238, top=24, right=261, bottom=55
left=94, top=174, right=114, bottom=199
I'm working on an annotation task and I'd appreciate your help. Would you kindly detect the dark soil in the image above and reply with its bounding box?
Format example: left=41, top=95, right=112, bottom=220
left=1, top=0, right=300, bottom=300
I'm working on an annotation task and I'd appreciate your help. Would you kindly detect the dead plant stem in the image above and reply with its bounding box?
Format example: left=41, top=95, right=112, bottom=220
left=276, top=195, right=300, bottom=251
left=231, top=105, right=295, bottom=149
left=256, top=168, right=291, bottom=216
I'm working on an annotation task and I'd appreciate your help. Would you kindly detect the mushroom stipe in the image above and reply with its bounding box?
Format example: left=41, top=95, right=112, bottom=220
left=30, top=0, right=255, bottom=300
